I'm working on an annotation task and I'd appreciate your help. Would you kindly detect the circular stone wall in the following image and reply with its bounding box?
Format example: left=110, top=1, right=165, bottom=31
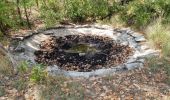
left=9, top=24, right=159, bottom=77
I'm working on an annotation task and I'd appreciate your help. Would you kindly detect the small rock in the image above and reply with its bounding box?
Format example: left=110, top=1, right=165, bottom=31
left=127, top=58, right=137, bottom=63
left=101, top=25, right=112, bottom=29
left=126, top=28, right=133, bottom=34
left=37, top=28, right=45, bottom=33
left=13, top=36, right=24, bottom=40
left=140, top=44, right=150, bottom=50
left=128, top=40, right=138, bottom=48
left=100, top=93, right=106, bottom=97
left=121, top=41, right=129, bottom=46
left=137, top=59, right=145, bottom=63
left=14, top=47, right=25, bottom=53
left=135, top=36, right=146, bottom=42
left=43, top=31, right=54, bottom=35
left=79, top=53, right=86, bottom=56
left=135, top=49, right=160, bottom=58
left=130, top=32, right=143, bottom=38
left=4, top=76, right=9, bottom=80
left=125, top=63, right=143, bottom=70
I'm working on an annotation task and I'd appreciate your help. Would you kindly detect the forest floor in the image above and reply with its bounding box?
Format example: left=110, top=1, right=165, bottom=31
left=1, top=64, right=170, bottom=100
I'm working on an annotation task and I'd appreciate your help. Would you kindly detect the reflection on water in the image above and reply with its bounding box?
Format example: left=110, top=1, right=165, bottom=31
left=64, top=43, right=101, bottom=54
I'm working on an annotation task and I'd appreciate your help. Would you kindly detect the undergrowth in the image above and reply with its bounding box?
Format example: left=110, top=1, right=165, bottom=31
left=0, top=52, right=13, bottom=76
left=8, top=61, right=84, bottom=99
left=147, top=57, right=170, bottom=84
left=146, top=19, right=170, bottom=57
left=145, top=18, right=170, bottom=84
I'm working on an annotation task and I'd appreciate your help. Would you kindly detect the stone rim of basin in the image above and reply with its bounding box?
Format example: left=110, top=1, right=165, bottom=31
left=9, top=24, right=160, bottom=78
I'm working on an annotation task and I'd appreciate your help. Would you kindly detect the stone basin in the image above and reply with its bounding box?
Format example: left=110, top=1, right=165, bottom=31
left=9, top=24, right=160, bottom=78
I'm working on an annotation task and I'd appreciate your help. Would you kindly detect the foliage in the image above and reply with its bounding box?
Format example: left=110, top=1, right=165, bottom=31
left=18, top=61, right=47, bottom=84
left=65, top=0, right=110, bottom=22
left=40, top=0, right=111, bottom=24
left=110, top=1, right=124, bottom=14
left=0, top=1, right=17, bottom=34
left=160, top=0, right=170, bottom=24
left=18, top=61, right=29, bottom=74
left=0, top=0, right=170, bottom=31
left=40, top=0, right=64, bottom=27
left=119, top=0, right=170, bottom=29
left=0, top=0, right=36, bottom=35
left=120, top=0, right=157, bottom=29
left=30, top=64, right=47, bottom=83
left=65, top=0, right=87, bottom=22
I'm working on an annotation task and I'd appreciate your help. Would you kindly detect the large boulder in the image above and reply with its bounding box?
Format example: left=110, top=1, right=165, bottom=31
left=0, top=44, right=15, bottom=75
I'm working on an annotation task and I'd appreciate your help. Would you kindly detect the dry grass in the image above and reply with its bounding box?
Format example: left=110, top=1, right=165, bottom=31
left=97, top=15, right=126, bottom=28
left=145, top=19, right=170, bottom=84
left=0, top=53, right=13, bottom=76
left=39, top=76, right=84, bottom=100
left=145, top=19, right=170, bottom=57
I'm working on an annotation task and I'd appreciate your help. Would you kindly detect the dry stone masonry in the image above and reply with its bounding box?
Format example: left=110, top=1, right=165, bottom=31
left=9, top=24, right=159, bottom=78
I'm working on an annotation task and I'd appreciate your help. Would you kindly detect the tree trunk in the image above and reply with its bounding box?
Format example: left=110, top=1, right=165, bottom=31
left=0, top=21, right=8, bottom=35
left=16, top=0, right=23, bottom=26
left=23, top=0, right=31, bottom=29
left=43, top=0, right=47, bottom=6
left=36, top=0, right=39, bottom=7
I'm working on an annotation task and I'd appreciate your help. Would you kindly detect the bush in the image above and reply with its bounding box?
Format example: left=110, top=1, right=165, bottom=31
left=0, top=1, right=17, bottom=34
left=40, top=0, right=64, bottom=27
left=65, top=0, right=110, bottom=22
left=119, top=0, right=170, bottom=29
left=88, top=0, right=110, bottom=19
left=160, top=1, right=170, bottom=24
left=40, top=0, right=112, bottom=25
left=18, top=61, right=29, bottom=75
left=120, top=0, right=158, bottom=29
left=65, top=0, right=87, bottom=22
left=30, top=64, right=47, bottom=83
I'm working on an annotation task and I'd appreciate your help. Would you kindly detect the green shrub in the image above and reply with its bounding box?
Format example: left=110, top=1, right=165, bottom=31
left=88, top=0, right=110, bottom=19
left=40, top=0, right=64, bottom=27
left=160, top=1, right=170, bottom=24
left=18, top=61, right=29, bottom=75
left=65, top=0, right=110, bottom=22
left=0, top=1, right=17, bottom=34
left=40, top=0, right=113, bottom=25
left=119, top=0, right=170, bottom=29
left=30, top=64, right=47, bottom=83
left=120, top=0, right=158, bottom=29
left=65, top=0, right=87, bottom=22
left=111, top=1, right=124, bottom=14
